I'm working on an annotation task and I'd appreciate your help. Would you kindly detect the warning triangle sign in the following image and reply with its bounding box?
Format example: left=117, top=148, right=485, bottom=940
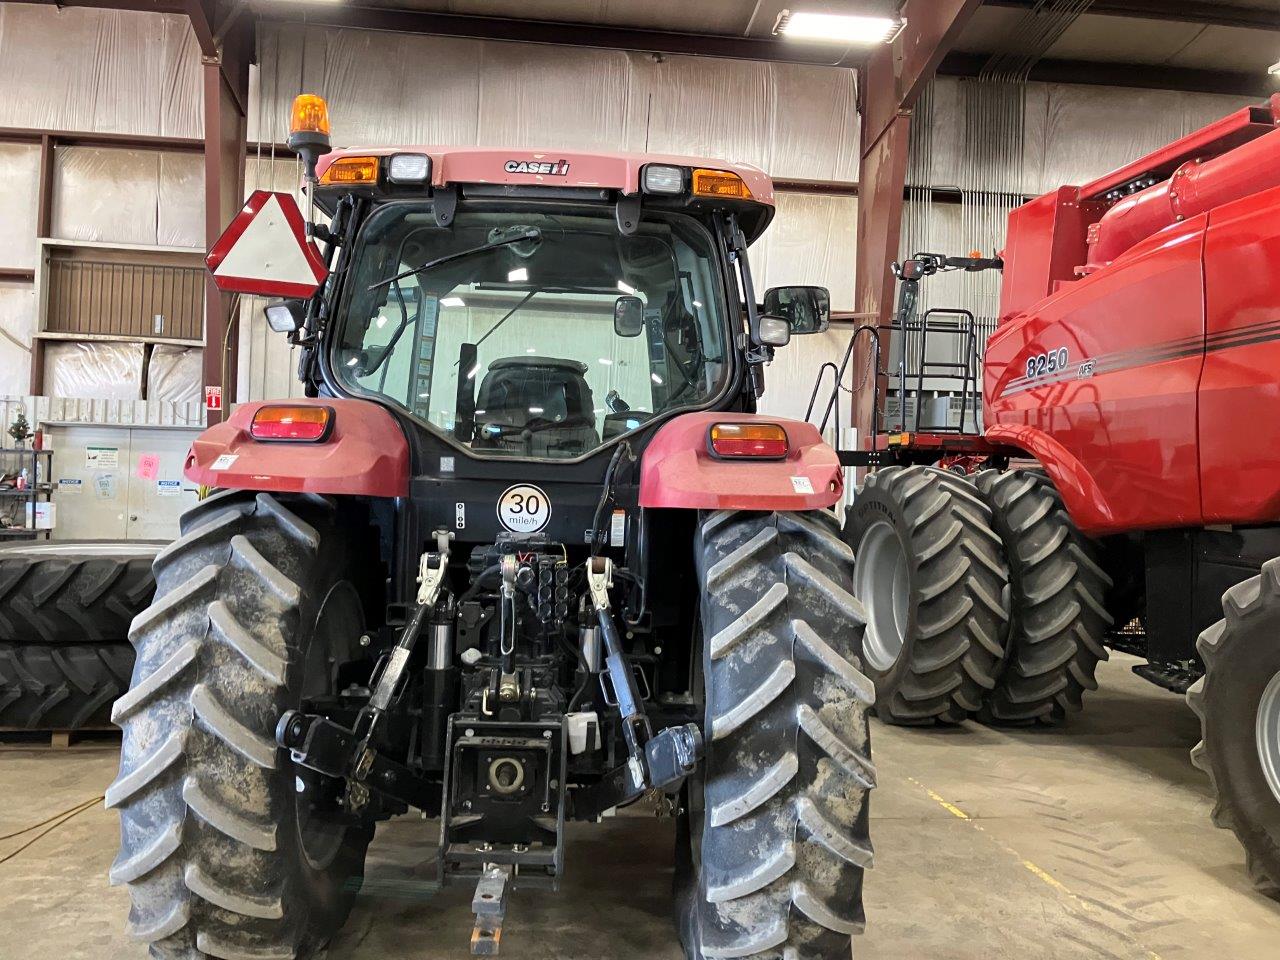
left=206, top=190, right=329, bottom=298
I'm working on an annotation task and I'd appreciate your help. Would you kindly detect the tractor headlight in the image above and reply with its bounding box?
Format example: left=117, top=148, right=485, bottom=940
left=388, top=153, right=431, bottom=184
left=642, top=164, right=684, bottom=195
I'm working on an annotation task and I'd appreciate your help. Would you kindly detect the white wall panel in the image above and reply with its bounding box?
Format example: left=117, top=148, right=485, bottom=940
left=148, top=345, right=202, bottom=405
left=0, top=282, right=35, bottom=397
left=253, top=23, right=859, bottom=182
left=755, top=192, right=857, bottom=310
left=157, top=152, right=205, bottom=248
left=53, top=147, right=161, bottom=246
left=0, top=4, right=201, bottom=137
left=0, top=144, right=40, bottom=269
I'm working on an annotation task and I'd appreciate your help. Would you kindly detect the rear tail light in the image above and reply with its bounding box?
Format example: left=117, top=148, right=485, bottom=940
left=250, top=405, right=334, bottom=442
left=709, top=422, right=788, bottom=459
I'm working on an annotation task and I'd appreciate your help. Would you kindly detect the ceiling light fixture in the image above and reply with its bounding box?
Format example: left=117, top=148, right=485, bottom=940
left=774, top=10, right=904, bottom=44
left=1269, top=59, right=1280, bottom=76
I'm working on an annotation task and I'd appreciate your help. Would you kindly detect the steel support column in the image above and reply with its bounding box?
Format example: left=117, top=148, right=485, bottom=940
left=852, top=0, right=982, bottom=446
left=199, top=6, right=251, bottom=425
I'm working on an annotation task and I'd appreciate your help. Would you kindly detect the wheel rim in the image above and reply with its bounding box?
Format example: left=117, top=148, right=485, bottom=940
left=854, top=519, right=910, bottom=673
left=1256, top=669, right=1280, bottom=806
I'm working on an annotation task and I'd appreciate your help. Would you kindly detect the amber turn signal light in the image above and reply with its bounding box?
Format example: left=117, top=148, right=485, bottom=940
left=692, top=168, right=753, bottom=200
left=709, top=422, right=788, bottom=459
left=320, top=156, right=379, bottom=185
left=250, top=405, right=334, bottom=442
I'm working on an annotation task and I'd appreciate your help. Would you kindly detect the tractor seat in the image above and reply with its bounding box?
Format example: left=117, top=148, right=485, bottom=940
left=472, top=356, right=599, bottom=457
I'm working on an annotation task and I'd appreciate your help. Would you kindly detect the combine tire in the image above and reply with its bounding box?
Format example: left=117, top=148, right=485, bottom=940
left=847, top=466, right=1010, bottom=725
left=108, top=491, right=374, bottom=959
left=974, top=470, right=1112, bottom=724
left=0, top=541, right=158, bottom=643
left=0, top=641, right=133, bottom=729
left=1187, top=561, right=1280, bottom=899
left=680, top=509, right=875, bottom=960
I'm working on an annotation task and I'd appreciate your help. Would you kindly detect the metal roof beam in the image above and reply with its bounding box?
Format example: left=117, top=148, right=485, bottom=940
left=985, top=0, right=1280, bottom=31
left=251, top=2, right=869, bottom=67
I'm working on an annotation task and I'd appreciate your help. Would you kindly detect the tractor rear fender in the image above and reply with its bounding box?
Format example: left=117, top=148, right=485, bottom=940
left=184, top=398, right=409, bottom=498
left=638, top=411, right=842, bottom=511
left=984, top=423, right=1115, bottom=534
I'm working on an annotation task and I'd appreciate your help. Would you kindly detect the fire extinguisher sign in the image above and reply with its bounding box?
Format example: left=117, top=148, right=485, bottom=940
left=204, top=385, right=223, bottom=411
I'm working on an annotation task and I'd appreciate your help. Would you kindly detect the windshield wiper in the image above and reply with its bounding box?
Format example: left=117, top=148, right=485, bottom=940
left=366, top=226, right=542, bottom=293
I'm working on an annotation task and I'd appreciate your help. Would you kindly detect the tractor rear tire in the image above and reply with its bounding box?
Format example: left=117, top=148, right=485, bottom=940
left=847, top=466, right=1010, bottom=725
left=1187, top=561, right=1280, bottom=899
left=0, top=640, right=133, bottom=729
left=681, top=509, right=874, bottom=960
left=974, top=469, right=1112, bottom=724
left=0, top=541, right=159, bottom=643
left=107, top=491, right=374, bottom=960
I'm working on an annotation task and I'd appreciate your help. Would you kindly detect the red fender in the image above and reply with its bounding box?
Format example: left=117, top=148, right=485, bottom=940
left=185, top=398, right=409, bottom=498
left=983, top=423, right=1115, bottom=534
left=638, top=412, right=842, bottom=512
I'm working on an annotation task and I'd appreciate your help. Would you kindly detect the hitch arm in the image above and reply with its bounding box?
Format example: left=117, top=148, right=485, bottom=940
left=277, top=531, right=453, bottom=813
left=575, top=557, right=702, bottom=818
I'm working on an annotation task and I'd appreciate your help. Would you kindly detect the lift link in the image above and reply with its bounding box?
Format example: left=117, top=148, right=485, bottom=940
left=576, top=557, right=703, bottom=818
left=277, top=531, right=454, bottom=813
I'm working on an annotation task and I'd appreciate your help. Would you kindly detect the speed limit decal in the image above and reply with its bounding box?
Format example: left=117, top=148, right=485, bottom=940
left=497, top=484, right=551, bottom=534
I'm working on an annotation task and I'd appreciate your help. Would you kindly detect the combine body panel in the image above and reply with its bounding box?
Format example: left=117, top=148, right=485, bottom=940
left=987, top=96, right=1280, bottom=533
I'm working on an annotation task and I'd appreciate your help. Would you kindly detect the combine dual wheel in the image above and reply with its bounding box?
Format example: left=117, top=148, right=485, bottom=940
left=1188, top=563, right=1280, bottom=898
left=847, top=466, right=1010, bottom=725
left=108, top=491, right=374, bottom=960
left=682, top=509, right=874, bottom=959
left=973, top=470, right=1113, bottom=724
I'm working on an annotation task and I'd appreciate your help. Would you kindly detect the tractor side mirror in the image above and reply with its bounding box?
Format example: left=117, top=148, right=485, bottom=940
left=762, top=285, right=830, bottom=335
left=263, top=299, right=306, bottom=334
left=614, top=295, right=645, bottom=337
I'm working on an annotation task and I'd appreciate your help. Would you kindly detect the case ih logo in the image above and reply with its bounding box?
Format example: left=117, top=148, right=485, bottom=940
left=504, top=159, right=570, bottom=176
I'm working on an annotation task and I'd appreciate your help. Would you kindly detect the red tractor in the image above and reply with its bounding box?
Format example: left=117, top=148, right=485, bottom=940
left=843, top=95, right=1280, bottom=896
left=107, top=95, right=874, bottom=959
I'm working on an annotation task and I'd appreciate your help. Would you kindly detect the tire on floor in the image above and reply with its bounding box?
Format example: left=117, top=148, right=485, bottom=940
left=1187, top=560, right=1280, bottom=899
left=680, top=508, right=875, bottom=960
left=974, top=469, right=1112, bottom=724
left=0, top=640, right=133, bottom=729
left=846, top=466, right=1010, bottom=725
left=0, top=541, right=159, bottom=643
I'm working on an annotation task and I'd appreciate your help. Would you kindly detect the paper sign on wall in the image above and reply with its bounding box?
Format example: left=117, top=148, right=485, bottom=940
left=86, top=446, right=119, bottom=470
left=57, top=478, right=83, bottom=495
left=137, top=454, right=160, bottom=481
left=156, top=479, right=182, bottom=497
left=94, top=474, right=117, bottom=499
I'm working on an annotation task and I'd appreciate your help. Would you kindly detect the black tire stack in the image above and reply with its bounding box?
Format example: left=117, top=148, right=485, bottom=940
left=0, top=542, right=158, bottom=730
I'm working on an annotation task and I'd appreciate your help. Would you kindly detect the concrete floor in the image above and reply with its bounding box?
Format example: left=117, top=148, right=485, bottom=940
left=2, top=653, right=1277, bottom=960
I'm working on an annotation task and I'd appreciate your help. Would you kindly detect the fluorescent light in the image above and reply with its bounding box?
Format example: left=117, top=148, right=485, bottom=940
left=508, top=268, right=529, bottom=283
left=651, top=373, right=664, bottom=385
left=526, top=347, right=537, bottom=354
left=774, top=10, right=901, bottom=44
left=1270, top=60, right=1280, bottom=76
left=440, top=296, right=465, bottom=307
left=617, top=280, right=637, bottom=295
left=529, top=406, right=544, bottom=414
left=692, top=299, right=703, bottom=308
left=598, top=358, right=613, bottom=366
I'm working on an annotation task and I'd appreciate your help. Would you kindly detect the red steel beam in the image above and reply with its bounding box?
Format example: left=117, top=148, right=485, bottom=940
left=853, top=0, right=983, bottom=446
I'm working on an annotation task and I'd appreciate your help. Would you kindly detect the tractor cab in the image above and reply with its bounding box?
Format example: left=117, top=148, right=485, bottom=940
left=132, top=93, right=872, bottom=960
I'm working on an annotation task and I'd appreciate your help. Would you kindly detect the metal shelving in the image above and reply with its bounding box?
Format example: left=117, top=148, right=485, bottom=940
left=0, top=447, right=54, bottom=541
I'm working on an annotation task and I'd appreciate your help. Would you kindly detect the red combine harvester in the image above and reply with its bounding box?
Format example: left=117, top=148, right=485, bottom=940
left=838, top=95, right=1280, bottom=896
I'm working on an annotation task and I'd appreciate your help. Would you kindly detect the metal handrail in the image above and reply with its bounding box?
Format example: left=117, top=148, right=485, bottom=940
left=805, top=323, right=884, bottom=452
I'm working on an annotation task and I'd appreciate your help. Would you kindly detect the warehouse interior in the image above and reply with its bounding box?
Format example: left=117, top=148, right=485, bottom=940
left=1, top=0, right=1279, bottom=958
